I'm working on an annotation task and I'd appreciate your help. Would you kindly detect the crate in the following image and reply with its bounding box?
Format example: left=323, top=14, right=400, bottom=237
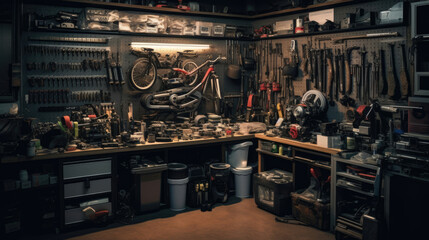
left=253, top=169, right=293, bottom=216
left=291, top=191, right=330, bottom=230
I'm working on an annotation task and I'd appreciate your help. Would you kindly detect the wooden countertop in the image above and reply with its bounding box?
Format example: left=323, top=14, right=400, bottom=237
left=255, top=133, right=341, bottom=155
left=1, top=134, right=255, bottom=164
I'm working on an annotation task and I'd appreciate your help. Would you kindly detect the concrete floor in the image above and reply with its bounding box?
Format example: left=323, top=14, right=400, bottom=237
left=68, top=198, right=335, bottom=240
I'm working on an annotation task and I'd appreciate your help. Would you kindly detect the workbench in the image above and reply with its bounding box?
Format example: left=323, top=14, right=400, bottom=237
left=1, top=133, right=344, bottom=233
left=0, top=134, right=256, bottom=232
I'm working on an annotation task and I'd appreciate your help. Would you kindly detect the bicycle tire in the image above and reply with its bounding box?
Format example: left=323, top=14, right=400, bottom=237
left=130, top=58, right=157, bottom=91
left=182, top=61, right=199, bottom=87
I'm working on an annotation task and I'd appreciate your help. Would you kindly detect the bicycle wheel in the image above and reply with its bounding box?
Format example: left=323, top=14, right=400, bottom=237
left=130, top=58, right=157, bottom=91
left=182, top=60, right=199, bottom=87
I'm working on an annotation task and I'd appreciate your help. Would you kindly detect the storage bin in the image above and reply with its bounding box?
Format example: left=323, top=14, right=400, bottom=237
left=253, top=169, right=293, bottom=216
left=291, top=191, right=330, bottom=230
left=227, top=141, right=253, bottom=168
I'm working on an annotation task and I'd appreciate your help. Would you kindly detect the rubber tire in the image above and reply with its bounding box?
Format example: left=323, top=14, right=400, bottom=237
left=130, top=58, right=158, bottom=91
left=182, top=60, right=199, bottom=87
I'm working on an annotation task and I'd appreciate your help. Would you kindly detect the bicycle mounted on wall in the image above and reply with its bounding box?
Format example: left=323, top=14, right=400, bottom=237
left=139, top=56, right=225, bottom=114
left=130, top=48, right=199, bottom=91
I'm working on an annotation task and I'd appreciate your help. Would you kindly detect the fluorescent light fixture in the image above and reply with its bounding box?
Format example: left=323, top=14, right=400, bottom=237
left=131, top=42, right=210, bottom=50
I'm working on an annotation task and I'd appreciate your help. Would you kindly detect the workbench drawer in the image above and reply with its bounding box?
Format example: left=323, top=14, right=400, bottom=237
left=64, top=202, right=112, bottom=225
left=64, top=178, right=111, bottom=199
left=63, top=158, right=111, bottom=180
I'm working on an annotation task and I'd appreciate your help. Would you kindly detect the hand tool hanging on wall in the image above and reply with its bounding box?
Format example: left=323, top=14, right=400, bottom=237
left=105, top=51, right=114, bottom=85
left=339, top=48, right=345, bottom=96
left=345, top=47, right=360, bottom=96
left=326, top=50, right=334, bottom=106
left=365, top=61, right=372, bottom=104
left=116, top=42, right=125, bottom=85
left=111, top=52, right=119, bottom=85
left=316, top=49, right=322, bottom=90
left=302, top=44, right=308, bottom=75
left=332, top=48, right=338, bottom=101
left=399, top=43, right=410, bottom=99
left=359, top=47, right=367, bottom=103
left=379, top=48, right=388, bottom=95
left=371, top=52, right=380, bottom=101
left=387, top=43, right=401, bottom=99
left=336, top=49, right=342, bottom=101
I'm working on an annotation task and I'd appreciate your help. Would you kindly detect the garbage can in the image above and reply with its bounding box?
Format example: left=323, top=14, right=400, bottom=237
left=231, top=166, right=253, bottom=198
left=210, top=163, right=231, bottom=203
left=131, top=161, right=168, bottom=213
left=227, top=141, right=253, bottom=168
left=168, top=163, right=189, bottom=211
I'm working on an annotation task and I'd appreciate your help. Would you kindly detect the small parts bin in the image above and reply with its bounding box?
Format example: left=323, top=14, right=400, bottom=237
left=253, top=169, right=293, bottom=216
left=291, top=191, right=330, bottom=230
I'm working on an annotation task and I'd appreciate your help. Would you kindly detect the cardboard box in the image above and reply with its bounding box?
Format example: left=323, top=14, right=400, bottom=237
left=317, top=135, right=342, bottom=148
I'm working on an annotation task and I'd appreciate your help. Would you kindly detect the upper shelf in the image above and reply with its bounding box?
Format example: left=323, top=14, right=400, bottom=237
left=26, top=0, right=368, bottom=20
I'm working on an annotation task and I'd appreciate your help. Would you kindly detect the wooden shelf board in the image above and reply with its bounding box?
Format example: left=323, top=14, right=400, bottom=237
left=256, top=148, right=293, bottom=161
left=256, top=134, right=341, bottom=155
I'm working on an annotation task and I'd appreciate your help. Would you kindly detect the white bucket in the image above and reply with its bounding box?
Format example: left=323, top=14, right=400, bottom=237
left=231, top=166, right=253, bottom=198
left=227, top=141, right=253, bottom=168
left=168, top=177, right=189, bottom=211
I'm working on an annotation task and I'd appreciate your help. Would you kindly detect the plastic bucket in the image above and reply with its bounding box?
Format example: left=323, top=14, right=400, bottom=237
left=227, top=141, right=253, bottom=168
left=168, top=177, right=189, bottom=211
left=231, top=166, right=253, bottom=198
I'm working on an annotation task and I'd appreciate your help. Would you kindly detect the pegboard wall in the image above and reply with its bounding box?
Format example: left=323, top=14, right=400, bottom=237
left=252, top=0, right=408, bottom=122
left=21, top=0, right=409, bottom=124
left=21, top=4, right=250, bottom=123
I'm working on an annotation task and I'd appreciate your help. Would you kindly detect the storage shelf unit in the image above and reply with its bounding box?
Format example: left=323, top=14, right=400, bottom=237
left=331, top=155, right=381, bottom=239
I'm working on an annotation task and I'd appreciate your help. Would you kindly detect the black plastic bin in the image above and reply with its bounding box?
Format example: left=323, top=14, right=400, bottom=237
left=253, top=169, right=293, bottom=216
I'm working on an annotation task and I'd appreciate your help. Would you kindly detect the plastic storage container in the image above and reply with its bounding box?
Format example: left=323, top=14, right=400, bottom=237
left=253, top=169, right=293, bottom=216
left=227, top=141, right=253, bottom=168
left=291, top=191, right=330, bottom=230
left=131, top=161, right=167, bottom=212
left=231, top=166, right=253, bottom=198
left=168, top=163, right=189, bottom=211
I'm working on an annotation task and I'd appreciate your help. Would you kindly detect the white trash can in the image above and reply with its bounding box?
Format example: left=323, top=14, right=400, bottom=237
left=231, top=166, right=253, bottom=198
left=227, top=141, right=253, bottom=168
left=168, top=177, right=189, bottom=211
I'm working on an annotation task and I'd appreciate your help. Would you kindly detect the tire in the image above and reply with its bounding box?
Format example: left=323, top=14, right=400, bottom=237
left=130, top=58, right=157, bottom=91
left=182, top=61, right=199, bottom=87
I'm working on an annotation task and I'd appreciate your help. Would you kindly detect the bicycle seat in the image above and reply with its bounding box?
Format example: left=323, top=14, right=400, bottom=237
left=143, top=48, right=154, bottom=52
left=178, top=50, right=197, bottom=57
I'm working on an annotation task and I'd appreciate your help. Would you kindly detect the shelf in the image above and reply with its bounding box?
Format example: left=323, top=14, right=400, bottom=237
left=294, top=156, right=331, bottom=170
left=25, top=0, right=368, bottom=20
left=256, top=134, right=341, bottom=155
left=28, top=28, right=253, bottom=41
left=337, top=172, right=375, bottom=185
left=256, top=148, right=293, bottom=161
left=253, top=0, right=370, bottom=19
left=26, top=0, right=252, bottom=20
left=260, top=22, right=406, bottom=40
left=336, top=184, right=374, bottom=197
left=333, top=156, right=379, bottom=170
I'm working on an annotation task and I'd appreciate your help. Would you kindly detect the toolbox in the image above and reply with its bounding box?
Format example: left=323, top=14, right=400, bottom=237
left=253, top=169, right=293, bottom=216
left=291, top=191, right=330, bottom=230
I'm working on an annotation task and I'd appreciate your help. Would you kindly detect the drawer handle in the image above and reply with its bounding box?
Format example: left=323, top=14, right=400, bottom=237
left=84, top=178, right=90, bottom=189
